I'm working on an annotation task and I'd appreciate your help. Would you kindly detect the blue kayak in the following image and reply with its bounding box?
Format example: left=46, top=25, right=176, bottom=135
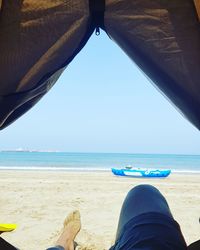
left=111, top=168, right=171, bottom=178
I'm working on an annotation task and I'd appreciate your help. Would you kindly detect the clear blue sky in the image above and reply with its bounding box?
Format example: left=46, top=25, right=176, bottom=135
left=0, top=31, right=200, bottom=154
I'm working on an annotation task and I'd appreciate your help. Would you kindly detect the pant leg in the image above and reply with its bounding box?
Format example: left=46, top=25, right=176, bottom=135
left=115, top=184, right=173, bottom=241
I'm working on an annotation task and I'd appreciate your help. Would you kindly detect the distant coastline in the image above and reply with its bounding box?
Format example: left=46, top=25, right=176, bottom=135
left=1, top=149, right=60, bottom=153
left=1, top=150, right=200, bottom=156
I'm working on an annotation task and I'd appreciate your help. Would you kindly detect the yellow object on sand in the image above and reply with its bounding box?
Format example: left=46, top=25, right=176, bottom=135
left=0, top=224, right=17, bottom=232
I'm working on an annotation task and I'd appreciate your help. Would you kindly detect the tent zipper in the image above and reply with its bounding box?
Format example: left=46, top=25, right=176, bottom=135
left=89, top=0, right=105, bottom=35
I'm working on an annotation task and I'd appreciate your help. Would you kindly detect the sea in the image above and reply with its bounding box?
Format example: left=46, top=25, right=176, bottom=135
left=0, top=151, right=200, bottom=173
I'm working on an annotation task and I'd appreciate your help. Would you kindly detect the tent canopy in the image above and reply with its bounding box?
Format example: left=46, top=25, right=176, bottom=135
left=0, top=0, right=200, bottom=130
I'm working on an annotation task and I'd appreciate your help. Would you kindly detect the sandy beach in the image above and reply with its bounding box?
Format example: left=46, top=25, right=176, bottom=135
left=0, top=171, right=200, bottom=250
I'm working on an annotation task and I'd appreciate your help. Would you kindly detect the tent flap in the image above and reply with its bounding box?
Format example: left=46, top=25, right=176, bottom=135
left=0, top=0, right=93, bottom=129
left=104, top=0, right=200, bottom=129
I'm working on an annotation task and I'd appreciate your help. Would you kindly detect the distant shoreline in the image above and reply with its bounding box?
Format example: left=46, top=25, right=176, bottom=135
left=1, top=151, right=200, bottom=156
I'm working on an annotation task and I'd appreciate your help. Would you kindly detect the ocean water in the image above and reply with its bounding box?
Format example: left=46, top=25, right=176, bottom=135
left=0, top=151, right=200, bottom=173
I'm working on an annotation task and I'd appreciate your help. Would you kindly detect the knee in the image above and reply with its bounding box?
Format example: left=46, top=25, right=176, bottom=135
left=126, top=184, right=163, bottom=200
left=127, top=184, right=168, bottom=203
left=128, top=184, right=159, bottom=195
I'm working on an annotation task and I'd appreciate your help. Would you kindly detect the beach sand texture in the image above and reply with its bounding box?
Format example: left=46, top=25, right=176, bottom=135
left=0, top=171, right=200, bottom=250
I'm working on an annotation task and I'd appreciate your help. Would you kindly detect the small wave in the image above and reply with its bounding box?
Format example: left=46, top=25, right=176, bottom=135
left=171, top=169, right=200, bottom=174
left=0, top=166, right=200, bottom=174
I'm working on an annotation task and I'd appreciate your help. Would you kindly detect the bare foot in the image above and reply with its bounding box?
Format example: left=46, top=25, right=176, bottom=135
left=56, top=210, right=81, bottom=250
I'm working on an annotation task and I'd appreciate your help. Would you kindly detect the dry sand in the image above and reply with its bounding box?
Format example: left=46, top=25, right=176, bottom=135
left=0, top=171, right=200, bottom=250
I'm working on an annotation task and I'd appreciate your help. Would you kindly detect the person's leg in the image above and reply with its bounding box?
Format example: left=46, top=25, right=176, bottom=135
left=46, top=210, right=81, bottom=250
left=115, top=184, right=173, bottom=240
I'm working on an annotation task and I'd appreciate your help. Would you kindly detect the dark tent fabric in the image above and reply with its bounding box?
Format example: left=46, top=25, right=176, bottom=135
left=0, top=0, right=200, bottom=130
